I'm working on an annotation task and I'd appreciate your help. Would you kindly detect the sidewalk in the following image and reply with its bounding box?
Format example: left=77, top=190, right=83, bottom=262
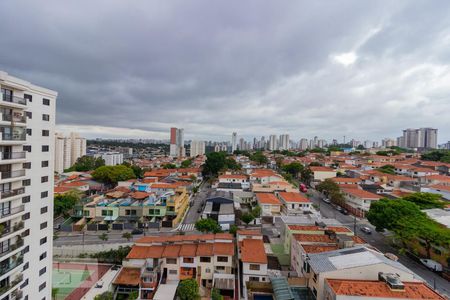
left=81, top=267, right=120, bottom=299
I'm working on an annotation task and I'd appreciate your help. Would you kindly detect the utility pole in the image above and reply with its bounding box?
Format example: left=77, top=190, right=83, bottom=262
left=354, top=216, right=357, bottom=235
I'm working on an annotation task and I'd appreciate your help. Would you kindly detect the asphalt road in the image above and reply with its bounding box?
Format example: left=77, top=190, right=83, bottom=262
left=183, top=182, right=211, bottom=224
left=309, top=189, right=450, bottom=297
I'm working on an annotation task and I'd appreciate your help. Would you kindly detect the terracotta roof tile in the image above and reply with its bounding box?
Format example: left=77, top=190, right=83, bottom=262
left=301, top=245, right=339, bottom=254
left=214, top=242, right=234, bottom=256
left=256, top=193, right=282, bottom=205
left=162, top=245, right=181, bottom=257
left=240, top=239, right=267, bottom=264
left=196, top=243, right=214, bottom=256
left=113, top=267, right=141, bottom=286
left=126, top=245, right=164, bottom=259
left=179, top=244, right=197, bottom=257
left=293, top=234, right=334, bottom=243
left=342, top=188, right=381, bottom=200
left=279, top=192, right=310, bottom=203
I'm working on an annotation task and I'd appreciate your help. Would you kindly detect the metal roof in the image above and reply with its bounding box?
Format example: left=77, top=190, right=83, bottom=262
left=270, top=277, right=294, bottom=300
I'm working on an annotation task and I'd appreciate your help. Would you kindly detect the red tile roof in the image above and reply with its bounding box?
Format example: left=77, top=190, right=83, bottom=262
left=293, top=234, right=334, bottom=243
left=113, top=267, right=141, bottom=286
left=301, top=245, right=339, bottom=254
left=179, top=244, right=197, bottom=257
left=256, top=193, right=281, bottom=205
left=326, top=279, right=446, bottom=299
left=241, top=239, right=267, bottom=264
left=162, top=245, right=181, bottom=257
left=126, top=245, right=165, bottom=259
left=278, top=192, right=310, bottom=203
left=130, top=191, right=149, bottom=200
left=310, top=166, right=335, bottom=172
left=342, top=188, right=381, bottom=200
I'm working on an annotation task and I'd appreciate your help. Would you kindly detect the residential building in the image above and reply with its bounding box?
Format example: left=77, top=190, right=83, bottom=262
left=341, top=188, right=381, bottom=217
left=0, top=70, right=57, bottom=299
left=402, top=128, right=438, bottom=149
left=231, top=132, right=237, bottom=153
left=310, top=166, right=337, bottom=182
left=218, top=174, right=250, bottom=190
left=279, top=134, right=289, bottom=150
left=201, top=197, right=235, bottom=230
left=54, top=132, right=86, bottom=173
left=255, top=193, right=282, bottom=216
left=114, top=234, right=235, bottom=299
left=276, top=192, right=312, bottom=215
left=169, top=127, right=185, bottom=157
left=189, top=140, right=205, bottom=157
left=299, top=138, right=308, bottom=151
left=269, top=135, right=277, bottom=151
left=96, top=152, right=123, bottom=166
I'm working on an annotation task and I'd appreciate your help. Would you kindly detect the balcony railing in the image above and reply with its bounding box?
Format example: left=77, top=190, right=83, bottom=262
left=0, top=205, right=25, bottom=219
left=1, top=133, right=26, bottom=142
left=0, top=222, right=24, bottom=239
left=0, top=255, right=23, bottom=276
left=0, top=274, right=23, bottom=297
left=10, top=289, right=23, bottom=300
left=1, top=152, right=26, bottom=160
left=0, top=238, right=24, bottom=258
left=1, top=188, right=25, bottom=200
left=1, top=115, right=26, bottom=123
left=1, top=170, right=25, bottom=180
left=1, top=94, right=26, bottom=106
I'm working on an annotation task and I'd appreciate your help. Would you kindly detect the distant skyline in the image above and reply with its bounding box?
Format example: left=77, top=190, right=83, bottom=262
left=1, top=1, right=449, bottom=143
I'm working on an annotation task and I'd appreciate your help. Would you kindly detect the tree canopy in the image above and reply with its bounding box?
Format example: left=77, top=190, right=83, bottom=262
left=377, top=164, right=396, bottom=175
left=367, top=198, right=450, bottom=258
left=282, top=162, right=303, bottom=178
left=202, top=152, right=240, bottom=176
left=249, top=151, right=268, bottom=165
left=177, top=279, right=200, bottom=300
left=421, top=150, right=450, bottom=163
left=316, top=179, right=344, bottom=205
left=64, top=155, right=105, bottom=172
left=195, top=218, right=221, bottom=233
left=94, top=292, right=113, bottom=300
left=402, top=192, right=445, bottom=209
left=181, top=159, right=193, bottom=168
left=92, top=165, right=136, bottom=184
left=54, top=190, right=81, bottom=217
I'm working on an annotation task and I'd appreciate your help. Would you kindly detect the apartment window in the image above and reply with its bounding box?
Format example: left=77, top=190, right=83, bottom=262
left=40, top=222, right=47, bottom=230
left=42, top=130, right=49, bottom=136
left=216, top=266, right=225, bottom=271
left=39, top=282, right=46, bottom=291
left=200, top=257, right=211, bottom=263
left=183, top=257, right=194, bottom=264
left=42, top=145, right=49, bottom=152
left=169, top=270, right=177, bottom=275
left=25, top=111, right=32, bottom=119
left=23, top=245, right=30, bottom=253
left=217, top=256, right=228, bottom=262
left=22, top=229, right=30, bottom=237
left=24, top=94, right=32, bottom=102
left=43, top=98, right=50, bottom=106
left=26, top=128, right=32, bottom=136
left=249, top=277, right=260, bottom=282
left=41, top=160, right=49, bottom=167
left=40, top=237, right=47, bottom=245
left=23, top=262, right=29, bottom=270
left=205, top=268, right=211, bottom=273
left=21, top=278, right=29, bottom=288
left=166, top=258, right=177, bottom=264
left=23, top=145, right=31, bottom=152
left=41, top=206, right=48, bottom=214
left=41, top=176, right=48, bottom=183
left=39, top=252, right=47, bottom=261
left=22, top=196, right=31, bottom=203
left=39, top=267, right=46, bottom=276
left=23, top=179, right=31, bottom=186
left=22, top=212, right=30, bottom=220
left=42, top=114, right=50, bottom=121
left=313, top=273, right=317, bottom=283
left=101, top=210, right=113, bottom=217
left=249, top=264, right=260, bottom=271
left=41, top=191, right=48, bottom=198
left=23, top=162, right=31, bottom=169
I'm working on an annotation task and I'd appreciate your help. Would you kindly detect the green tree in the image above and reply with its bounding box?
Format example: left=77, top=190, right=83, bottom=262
left=129, top=290, right=139, bottom=300
left=211, top=288, right=224, bottom=300
left=52, top=288, right=59, bottom=300
left=241, top=213, right=255, bottom=226
left=177, top=279, right=200, bottom=300
left=195, top=218, right=221, bottom=233
left=356, top=145, right=365, bottom=150
left=229, top=224, right=238, bottom=235
left=54, top=190, right=82, bottom=217
left=65, top=155, right=105, bottom=172
left=316, top=179, right=340, bottom=196
left=224, top=157, right=241, bottom=170
left=251, top=205, right=262, bottom=218
left=421, top=150, right=450, bottom=163
left=202, top=152, right=227, bottom=176
left=249, top=151, right=268, bottom=165
left=282, top=162, right=303, bottom=178
left=377, top=164, right=396, bottom=175
left=402, top=192, right=445, bottom=209
left=181, top=159, right=193, bottom=168
left=99, top=233, right=109, bottom=243
left=300, top=168, right=313, bottom=185
left=92, top=165, right=136, bottom=184
left=94, top=291, right=113, bottom=300
left=122, top=232, right=133, bottom=242
left=163, top=163, right=177, bottom=169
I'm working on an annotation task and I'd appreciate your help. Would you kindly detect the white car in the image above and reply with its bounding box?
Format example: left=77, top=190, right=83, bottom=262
left=420, top=259, right=443, bottom=272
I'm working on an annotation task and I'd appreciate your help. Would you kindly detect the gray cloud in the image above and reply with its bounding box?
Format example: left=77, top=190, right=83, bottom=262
left=0, top=0, right=449, bottom=143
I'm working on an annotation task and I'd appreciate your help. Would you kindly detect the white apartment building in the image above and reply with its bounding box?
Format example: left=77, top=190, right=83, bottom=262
left=0, top=71, right=56, bottom=300
left=96, top=152, right=123, bottom=166
left=279, top=134, right=289, bottom=150
left=54, top=132, right=86, bottom=173
left=231, top=132, right=237, bottom=153
left=268, top=135, right=277, bottom=151
left=189, top=140, right=205, bottom=157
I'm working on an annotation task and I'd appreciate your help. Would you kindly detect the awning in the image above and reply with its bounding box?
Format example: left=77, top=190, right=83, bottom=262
left=270, top=277, right=294, bottom=300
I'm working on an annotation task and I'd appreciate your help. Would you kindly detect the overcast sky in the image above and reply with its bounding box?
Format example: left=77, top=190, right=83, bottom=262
left=1, top=1, right=449, bottom=143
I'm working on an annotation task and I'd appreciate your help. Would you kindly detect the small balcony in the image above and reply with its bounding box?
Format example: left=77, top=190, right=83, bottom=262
left=1, top=133, right=26, bottom=142
left=1, top=170, right=25, bottom=180
left=0, top=255, right=24, bottom=276
left=0, top=114, right=26, bottom=124
left=0, top=222, right=24, bottom=239
left=0, top=188, right=25, bottom=201
left=1, top=152, right=26, bottom=161
left=0, top=238, right=24, bottom=259
left=0, top=205, right=25, bottom=220
left=0, top=273, right=23, bottom=297
left=10, top=289, right=23, bottom=300
left=1, top=94, right=26, bottom=106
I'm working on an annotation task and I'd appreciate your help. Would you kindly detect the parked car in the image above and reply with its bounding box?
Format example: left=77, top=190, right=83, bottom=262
left=131, top=228, right=143, bottom=235
left=197, top=207, right=203, bottom=213
left=323, top=198, right=331, bottom=204
left=342, top=209, right=349, bottom=215
left=420, top=259, right=443, bottom=272
left=360, top=226, right=372, bottom=234
left=336, top=206, right=343, bottom=212
left=299, top=183, right=308, bottom=193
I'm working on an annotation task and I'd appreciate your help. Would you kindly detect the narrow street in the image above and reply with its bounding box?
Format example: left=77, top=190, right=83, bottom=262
left=309, top=189, right=450, bottom=297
